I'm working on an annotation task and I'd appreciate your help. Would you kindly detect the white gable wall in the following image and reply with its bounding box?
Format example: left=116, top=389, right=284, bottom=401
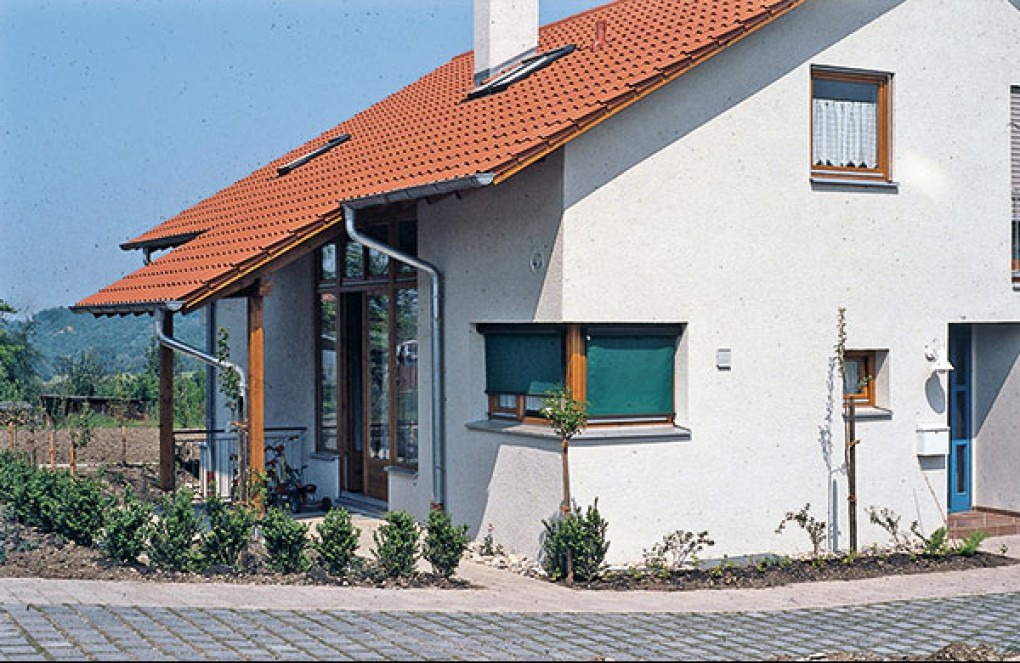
left=549, top=0, right=1020, bottom=561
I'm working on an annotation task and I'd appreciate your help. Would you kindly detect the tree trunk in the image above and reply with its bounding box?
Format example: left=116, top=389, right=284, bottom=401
left=845, top=398, right=858, bottom=553
left=561, top=435, right=574, bottom=584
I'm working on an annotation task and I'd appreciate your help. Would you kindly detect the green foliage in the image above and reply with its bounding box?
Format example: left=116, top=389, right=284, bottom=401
left=147, top=489, right=200, bottom=572
left=911, top=523, right=950, bottom=557
left=479, top=523, right=504, bottom=557
left=775, top=503, right=827, bottom=557
left=260, top=506, right=311, bottom=574
left=953, top=530, right=989, bottom=557
left=58, top=350, right=106, bottom=398
left=866, top=506, right=915, bottom=551
left=50, top=473, right=111, bottom=546
left=540, top=386, right=588, bottom=440
left=216, top=327, right=241, bottom=418
left=0, top=301, right=40, bottom=402
left=101, top=488, right=153, bottom=563
left=541, top=499, right=610, bottom=582
left=197, top=494, right=255, bottom=571
left=312, top=505, right=362, bottom=576
left=423, top=510, right=470, bottom=579
left=643, top=529, right=715, bottom=573
left=66, top=409, right=97, bottom=450
left=370, top=510, right=421, bottom=579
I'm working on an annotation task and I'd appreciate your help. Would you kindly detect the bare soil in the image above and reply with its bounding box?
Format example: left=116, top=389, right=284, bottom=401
left=0, top=425, right=1017, bottom=597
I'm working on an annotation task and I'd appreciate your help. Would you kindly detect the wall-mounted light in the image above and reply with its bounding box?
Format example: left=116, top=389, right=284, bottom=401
left=924, top=338, right=954, bottom=374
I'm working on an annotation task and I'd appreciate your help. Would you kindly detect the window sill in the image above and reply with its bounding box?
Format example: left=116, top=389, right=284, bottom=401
left=384, top=465, right=418, bottom=478
left=310, top=451, right=339, bottom=461
left=466, top=419, right=691, bottom=442
left=810, top=177, right=899, bottom=191
left=843, top=406, right=893, bottom=420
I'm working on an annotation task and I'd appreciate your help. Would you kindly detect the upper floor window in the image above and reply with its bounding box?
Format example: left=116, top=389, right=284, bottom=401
left=812, top=67, right=891, bottom=182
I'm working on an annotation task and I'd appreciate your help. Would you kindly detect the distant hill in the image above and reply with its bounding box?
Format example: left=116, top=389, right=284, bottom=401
left=28, top=307, right=205, bottom=380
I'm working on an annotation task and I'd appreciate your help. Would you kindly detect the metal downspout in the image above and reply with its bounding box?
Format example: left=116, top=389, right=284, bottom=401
left=155, top=306, right=249, bottom=496
left=342, top=204, right=446, bottom=511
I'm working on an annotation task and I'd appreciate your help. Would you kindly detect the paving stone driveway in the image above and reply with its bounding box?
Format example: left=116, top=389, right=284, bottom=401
left=1, top=592, right=1018, bottom=661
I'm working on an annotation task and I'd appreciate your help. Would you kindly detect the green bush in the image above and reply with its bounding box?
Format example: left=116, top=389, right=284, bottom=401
left=197, top=494, right=255, bottom=571
left=911, top=523, right=951, bottom=557
left=101, top=488, right=153, bottom=563
left=371, top=510, right=420, bottom=579
left=312, top=505, right=361, bottom=577
left=541, top=498, right=610, bottom=582
left=423, top=509, right=469, bottom=579
left=953, top=530, right=989, bottom=557
left=147, top=488, right=200, bottom=571
left=50, top=474, right=110, bottom=547
left=260, top=506, right=310, bottom=574
left=643, top=529, right=715, bottom=573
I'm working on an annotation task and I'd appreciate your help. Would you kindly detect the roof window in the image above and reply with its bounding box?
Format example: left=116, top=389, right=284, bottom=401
left=277, top=133, right=350, bottom=177
left=467, top=44, right=575, bottom=100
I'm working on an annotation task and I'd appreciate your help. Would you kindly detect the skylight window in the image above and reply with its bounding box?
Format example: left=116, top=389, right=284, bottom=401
left=467, top=44, right=576, bottom=100
left=277, top=133, right=351, bottom=177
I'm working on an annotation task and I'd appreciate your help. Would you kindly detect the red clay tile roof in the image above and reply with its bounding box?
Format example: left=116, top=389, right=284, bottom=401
left=76, top=0, right=807, bottom=314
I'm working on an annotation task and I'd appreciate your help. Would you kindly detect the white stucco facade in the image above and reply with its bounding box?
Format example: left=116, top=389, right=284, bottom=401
left=220, top=0, right=1020, bottom=564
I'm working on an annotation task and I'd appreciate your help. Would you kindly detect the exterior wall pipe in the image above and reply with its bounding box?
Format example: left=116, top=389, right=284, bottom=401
left=343, top=203, right=446, bottom=510
left=155, top=306, right=250, bottom=498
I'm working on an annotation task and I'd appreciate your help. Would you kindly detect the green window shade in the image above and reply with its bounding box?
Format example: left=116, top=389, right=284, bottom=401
left=586, top=334, right=675, bottom=417
left=485, top=332, right=563, bottom=395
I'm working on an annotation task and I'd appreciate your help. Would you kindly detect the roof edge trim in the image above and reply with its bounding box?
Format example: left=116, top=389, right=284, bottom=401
left=70, top=300, right=185, bottom=318
left=345, top=173, right=496, bottom=210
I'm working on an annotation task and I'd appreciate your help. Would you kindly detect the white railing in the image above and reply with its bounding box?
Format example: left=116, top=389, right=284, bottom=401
left=173, top=426, right=307, bottom=499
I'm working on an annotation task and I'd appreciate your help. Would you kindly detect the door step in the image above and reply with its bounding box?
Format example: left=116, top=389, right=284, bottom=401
left=948, top=508, right=1020, bottom=539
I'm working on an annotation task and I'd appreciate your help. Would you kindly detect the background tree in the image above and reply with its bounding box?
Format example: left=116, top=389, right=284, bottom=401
left=0, top=300, right=41, bottom=403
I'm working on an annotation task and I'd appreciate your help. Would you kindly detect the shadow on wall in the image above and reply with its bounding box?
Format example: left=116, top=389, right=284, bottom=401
left=564, top=0, right=907, bottom=208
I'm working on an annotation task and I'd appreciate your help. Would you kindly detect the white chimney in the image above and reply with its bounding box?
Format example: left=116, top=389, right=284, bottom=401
left=474, top=0, right=539, bottom=85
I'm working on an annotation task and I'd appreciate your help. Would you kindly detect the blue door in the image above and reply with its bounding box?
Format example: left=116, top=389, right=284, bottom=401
left=947, top=326, right=972, bottom=513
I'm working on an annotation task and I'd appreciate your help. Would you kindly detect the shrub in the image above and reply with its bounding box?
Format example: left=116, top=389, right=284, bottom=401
left=261, top=506, right=311, bottom=574
left=643, top=529, right=715, bottom=573
left=911, top=523, right=951, bottom=557
left=50, top=473, right=110, bottom=547
left=541, top=498, right=610, bottom=582
left=866, top=506, right=915, bottom=551
left=953, top=530, right=989, bottom=557
left=312, top=505, right=361, bottom=577
left=101, top=487, right=153, bottom=564
left=371, top=510, right=420, bottom=579
left=775, top=503, right=827, bottom=557
left=423, top=510, right=470, bottom=579
left=147, top=488, right=200, bottom=571
left=197, top=494, right=255, bottom=571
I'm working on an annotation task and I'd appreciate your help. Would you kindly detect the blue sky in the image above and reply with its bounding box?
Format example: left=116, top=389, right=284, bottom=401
left=0, top=0, right=601, bottom=316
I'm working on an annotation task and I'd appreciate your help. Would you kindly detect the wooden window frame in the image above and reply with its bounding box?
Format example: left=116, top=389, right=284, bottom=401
left=483, top=324, right=678, bottom=426
left=811, top=67, right=892, bottom=182
left=842, top=350, right=876, bottom=406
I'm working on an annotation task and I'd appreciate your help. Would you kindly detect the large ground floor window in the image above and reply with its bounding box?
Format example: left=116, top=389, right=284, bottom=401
left=480, top=323, right=682, bottom=425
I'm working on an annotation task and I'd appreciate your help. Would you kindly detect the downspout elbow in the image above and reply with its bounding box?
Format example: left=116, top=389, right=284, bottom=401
left=342, top=204, right=446, bottom=511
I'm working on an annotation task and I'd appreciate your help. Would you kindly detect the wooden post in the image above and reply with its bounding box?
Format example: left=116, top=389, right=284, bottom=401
left=7, top=422, right=13, bottom=452
left=68, top=438, right=76, bottom=476
left=248, top=290, right=266, bottom=509
left=159, top=312, right=175, bottom=492
left=48, top=429, right=55, bottom=469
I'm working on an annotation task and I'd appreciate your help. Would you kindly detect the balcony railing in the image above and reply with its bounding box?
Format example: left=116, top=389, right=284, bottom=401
left=173, top=426, right=307, bottom=499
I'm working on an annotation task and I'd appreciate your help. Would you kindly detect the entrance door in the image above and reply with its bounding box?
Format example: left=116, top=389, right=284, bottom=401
left=947, top=325, right=972, bottom=513
left=339, top=288, right=419, bottom=503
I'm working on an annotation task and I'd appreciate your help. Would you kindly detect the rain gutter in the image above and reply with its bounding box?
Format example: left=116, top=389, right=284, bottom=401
left=342, top=172, right=494, bottom=511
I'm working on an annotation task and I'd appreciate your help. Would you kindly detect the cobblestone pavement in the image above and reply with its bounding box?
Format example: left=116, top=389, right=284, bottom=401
left=0, top=591, right=1018, bottom=661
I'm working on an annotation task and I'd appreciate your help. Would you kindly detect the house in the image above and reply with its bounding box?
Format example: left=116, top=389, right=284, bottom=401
left=76, top=0, right=1020, bottom=563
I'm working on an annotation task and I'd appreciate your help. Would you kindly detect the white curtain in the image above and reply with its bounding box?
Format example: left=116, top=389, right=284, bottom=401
left=813, top=98, right=878, bottom=169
